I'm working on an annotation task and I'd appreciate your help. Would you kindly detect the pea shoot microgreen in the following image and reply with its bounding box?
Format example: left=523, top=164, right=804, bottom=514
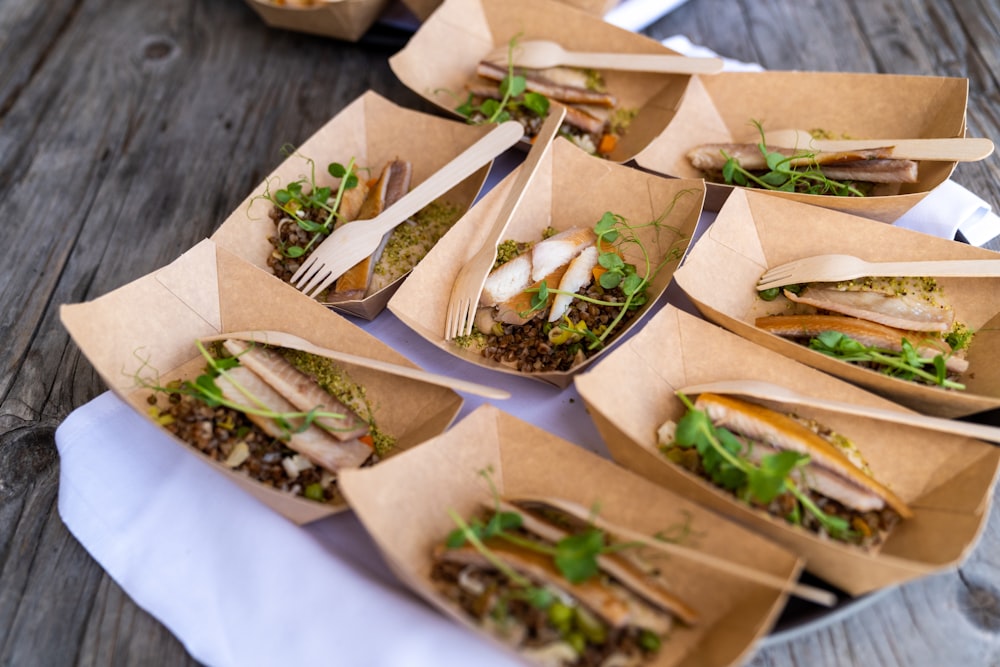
left=809, top=330, right=965, bottom=390
left=445, top=469, right=643, bottom=605
left=455, top=36, right=550, bottom=125
left=137, top=341, right=350, bottom=439
left=721, top=121, right=866, bottom=197
left=255, top=146, right=361, bottom=258
left=525, top=194, right=691, bottom=351
left=669, top=393, right=855, bottom=541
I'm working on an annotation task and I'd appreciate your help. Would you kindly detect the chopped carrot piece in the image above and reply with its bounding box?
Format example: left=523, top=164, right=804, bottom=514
left=598, top=133, right=617, bottom=155
left=359, top=434, right=375, bottom=449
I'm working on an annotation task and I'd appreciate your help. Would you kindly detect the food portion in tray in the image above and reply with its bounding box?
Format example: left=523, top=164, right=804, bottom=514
left=687, top=124, right=919, bottom=198
left=434, top=495, right=699, bottom=666
left=657, top=392, right=912, bottom=550
left=141, top=339, right=394, bottom=507
left=459, top=47, right=635, bottom=159
left=755, top=275, right=973, bottom=390
left=455, top=208, right=686, bottom=373
left=262, top=154, right=465, bottom=302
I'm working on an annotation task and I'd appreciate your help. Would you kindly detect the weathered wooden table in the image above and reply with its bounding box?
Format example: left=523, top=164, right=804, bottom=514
left=3, top=0, right=1000, bottom=665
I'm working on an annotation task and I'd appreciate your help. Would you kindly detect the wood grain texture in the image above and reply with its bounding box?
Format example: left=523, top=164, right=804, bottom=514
left=2, top=0, right=999, bottom=665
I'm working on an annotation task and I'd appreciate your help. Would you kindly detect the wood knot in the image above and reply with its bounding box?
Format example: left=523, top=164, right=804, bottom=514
left=140, top=36, right=178, bottom=63
left=0, top=424, right=58, bottom=500
left=958, top=572, right=1000, bottom=632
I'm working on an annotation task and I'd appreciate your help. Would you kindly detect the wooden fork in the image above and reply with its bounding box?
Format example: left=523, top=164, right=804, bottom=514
left=756, top=253, right=1000, bottom=291
left=443, top=105, right=566, bottom=340
left=199, top=330, right=511, bottom=399
left=485, top=39, right=724, bottom=74
left=761, top=128, right=994, bottom=162
left=289, top=120, right=524, bottom=299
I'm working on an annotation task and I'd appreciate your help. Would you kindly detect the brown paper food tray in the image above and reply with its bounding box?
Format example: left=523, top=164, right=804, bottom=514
left=632, top=71, right=968, bottom=222
left=673, top=188, right=1000, bottom=418
left=575, top=304, right=1000, bottom=596
left=244, top=0, right=390, bottom=41
left=387, top=138, right=705, bottom=388
left=59, top=239, right=464, bottom=525
left=389, top=0, right=699, bottom=163
left=401, top=0, right=621, bottom=22
left=339, top=403, right=804, bottom=667
left=211, top=89, right=494, bottom=320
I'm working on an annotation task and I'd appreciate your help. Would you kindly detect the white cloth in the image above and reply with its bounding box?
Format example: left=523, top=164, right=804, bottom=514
left=54, top=35, right=1000, bottom=667
left=604, top=0, right=691, bottom=31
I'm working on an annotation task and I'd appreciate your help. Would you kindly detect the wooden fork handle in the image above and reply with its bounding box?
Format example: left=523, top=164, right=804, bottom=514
left=857, top=259, right=1000, bottom=278
left=365, top=120, right=525, bottom=240
left=563, top=52, right=724, bottom=74
left=479, top=105, right=567, bottom=250
left=808, top=137, right=994, bottom=162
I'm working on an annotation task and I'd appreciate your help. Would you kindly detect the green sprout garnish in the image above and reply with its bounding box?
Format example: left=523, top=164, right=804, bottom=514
left=809, top=330, right=965, bottom=390
left=254, top=147, right=361, bottom=258
left=456, top=35, right=550, bottom=125
left=524, top=193, right=691, bottom=350
left=720, top=121, right=866, bottom=197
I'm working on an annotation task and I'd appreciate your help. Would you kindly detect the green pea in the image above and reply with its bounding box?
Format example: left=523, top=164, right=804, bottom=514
left=638, top=629, right=662, bottom=652
left=758, top=287, right=781, bottom=301
left=548, top=601, right=573, bottom=629
left=304, top=483, right=325, bottom=501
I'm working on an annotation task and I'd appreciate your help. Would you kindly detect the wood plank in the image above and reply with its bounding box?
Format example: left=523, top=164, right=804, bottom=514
left=2, top=0, right=999, bottom=665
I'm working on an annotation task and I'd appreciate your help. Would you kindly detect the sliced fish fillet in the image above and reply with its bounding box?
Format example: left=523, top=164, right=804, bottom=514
left=785, top=284, right=954, bottom=332
left=548, top=245, right=599, bottom=322
left=216, top=365, right=371, bottom=473
left=531, top=227, right=597, bottom=282
left=223, top=340, right=371, bottom=441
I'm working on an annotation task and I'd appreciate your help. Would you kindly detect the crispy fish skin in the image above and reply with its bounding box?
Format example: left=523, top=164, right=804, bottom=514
left=223, top=340, right=372, bottom=442
left=755, top=314, right=968, bottom=374
left=695, top=393, right=912, bottom=519
left=784, top=283, right=954, bottom=332
left=216, top=365, right=372, bottom=473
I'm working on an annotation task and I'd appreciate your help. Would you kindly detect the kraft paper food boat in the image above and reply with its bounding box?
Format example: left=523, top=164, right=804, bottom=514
left=244, top=0, right=391, bottom=41
left=59, top=239, right=464, bottom=524
left=389, top=0, right=700, bottom=163
left=338, top=404, right=805, bottom=667
left=575, top=304, right=1000, bottom=596
left=632, top=71, right=969, bottom=222
left=212, top=89, right=496, bottom=320
left=401, top=0, right=622, bottom=22
left=672, top=188, right=1000, bottom=418
left=388, top=137, right=705, bottom=389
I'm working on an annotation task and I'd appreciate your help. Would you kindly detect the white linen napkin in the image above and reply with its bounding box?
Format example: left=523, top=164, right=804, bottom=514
left=57, top=390, right=524, bottom=667
left=54, top=36, right=999, bottom=667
